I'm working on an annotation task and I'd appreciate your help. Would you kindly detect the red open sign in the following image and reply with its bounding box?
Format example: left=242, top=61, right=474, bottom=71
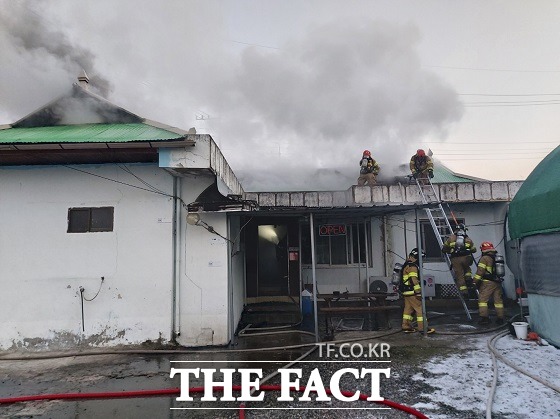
left=319, top=224, right=347, bottom=236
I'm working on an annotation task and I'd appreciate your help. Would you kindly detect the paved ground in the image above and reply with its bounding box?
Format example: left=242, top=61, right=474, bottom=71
left=0, top=300, right=516, bottom=418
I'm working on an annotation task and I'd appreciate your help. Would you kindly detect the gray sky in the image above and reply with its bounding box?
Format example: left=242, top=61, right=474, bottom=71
left=1, top=0, right=559, bottom=191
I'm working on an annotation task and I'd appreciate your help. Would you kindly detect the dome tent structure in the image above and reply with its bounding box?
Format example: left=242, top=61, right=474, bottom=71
left=508, top=145, right=560, bottom=347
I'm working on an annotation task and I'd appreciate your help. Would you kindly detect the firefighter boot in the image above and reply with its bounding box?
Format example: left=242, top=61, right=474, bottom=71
left=478, top=317, right=490, bottom=325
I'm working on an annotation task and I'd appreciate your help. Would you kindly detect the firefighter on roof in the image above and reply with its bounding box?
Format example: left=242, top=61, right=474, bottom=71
left=442, top=223, right=476, bottom=297
left=400, top=248, right=435, bottom=334
left=357, top=149, right=380, bottom=186
left=473, top=242, right=505, bottom=325
left=410, top=149, right=433, bottom=184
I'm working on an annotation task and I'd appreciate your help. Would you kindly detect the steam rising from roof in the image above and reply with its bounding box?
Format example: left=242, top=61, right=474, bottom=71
left=0, top=1, right=464, bottom=191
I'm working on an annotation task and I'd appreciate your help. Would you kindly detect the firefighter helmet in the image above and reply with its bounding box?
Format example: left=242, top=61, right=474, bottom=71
left=480, top=242, right=495, bottom=252
left=363, top=150, right=371, bottom=157
left=416, top=149, right=426, bottom=157
left=409, top=248, right=426, bottom=259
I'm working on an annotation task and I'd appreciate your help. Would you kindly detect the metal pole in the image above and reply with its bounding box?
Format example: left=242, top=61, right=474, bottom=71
left=310, top=213, right=319, bottom=342
left=299, top=222, right=303, bottom=314
left=415, top=209, right=428, bottom=336
left=364, top=218, right=369, bottom=292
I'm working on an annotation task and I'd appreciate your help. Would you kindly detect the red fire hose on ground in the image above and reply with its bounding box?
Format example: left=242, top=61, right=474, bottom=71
left=0, top=385, right=429, bottom=419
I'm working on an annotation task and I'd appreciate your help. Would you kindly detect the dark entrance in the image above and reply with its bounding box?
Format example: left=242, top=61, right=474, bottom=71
left=245, top=218, right=300, bottom=298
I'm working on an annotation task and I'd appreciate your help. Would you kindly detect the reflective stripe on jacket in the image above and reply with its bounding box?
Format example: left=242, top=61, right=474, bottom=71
left=474, top=252, right=496, bottom=282
left=401, top=261, right=421, bottom=296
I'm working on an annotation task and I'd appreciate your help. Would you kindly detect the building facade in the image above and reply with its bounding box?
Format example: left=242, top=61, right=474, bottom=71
left=0, top=77, right=522, bottom=350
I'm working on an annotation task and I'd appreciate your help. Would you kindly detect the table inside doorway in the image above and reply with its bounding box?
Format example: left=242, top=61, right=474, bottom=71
left=317, top=292, right=400, bottom=336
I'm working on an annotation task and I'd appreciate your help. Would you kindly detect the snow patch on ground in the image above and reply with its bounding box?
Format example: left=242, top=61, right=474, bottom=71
left=412, top=333, right=560, bottom=418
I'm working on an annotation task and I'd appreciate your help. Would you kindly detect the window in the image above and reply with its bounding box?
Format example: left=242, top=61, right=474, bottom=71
left=301, top=221, right=372, bottom=266
left=420, top=218, right=464, bottom=261
left=68, top=207, right=114, bottom=233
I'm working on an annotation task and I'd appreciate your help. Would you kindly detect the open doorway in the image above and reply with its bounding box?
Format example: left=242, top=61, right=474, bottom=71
left=257, top=225, right=288, bottom=295
left=245, top=218, right=300, bottom=299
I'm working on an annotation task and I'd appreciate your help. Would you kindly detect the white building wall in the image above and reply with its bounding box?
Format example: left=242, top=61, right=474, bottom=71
left=387, top=202, right=515, bottom=296
left=0, top=164, right=176, bottom=349
left=175, top=178, right=231, bottom=347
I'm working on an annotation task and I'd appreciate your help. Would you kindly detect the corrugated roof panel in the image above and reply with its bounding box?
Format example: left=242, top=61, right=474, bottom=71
left=0, top=123, right=183, bottom=144
left=432, top=164, right=474, bottom=183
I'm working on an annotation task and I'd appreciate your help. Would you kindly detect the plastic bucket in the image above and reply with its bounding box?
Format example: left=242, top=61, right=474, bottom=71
left=512, top=322, right=529, bottom=340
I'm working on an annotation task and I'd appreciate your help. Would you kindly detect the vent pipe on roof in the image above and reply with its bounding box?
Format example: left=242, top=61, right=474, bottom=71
left=77, top=69, right=90, bottom=90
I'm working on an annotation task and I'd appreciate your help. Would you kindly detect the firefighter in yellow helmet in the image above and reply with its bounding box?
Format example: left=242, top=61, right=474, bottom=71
left=410, top=149, right=433, bottom=184
left=357, top=149, right=380, bottom=186
left=473, top=242, right=505, bottom=325
left=400, top=248, right=435, bottom=334
left=442, top=223, right=476, bottom=297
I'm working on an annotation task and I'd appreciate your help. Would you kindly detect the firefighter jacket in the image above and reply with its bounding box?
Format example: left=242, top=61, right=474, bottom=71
left=442, top=234, right=476, bottom=257
left=474, top=250, right=500, bottom=283
left=409, top=154, right=433, bottom=174
left=359, top=156, right=380, bottom=175
left=400, top=259, right=421, bottom=296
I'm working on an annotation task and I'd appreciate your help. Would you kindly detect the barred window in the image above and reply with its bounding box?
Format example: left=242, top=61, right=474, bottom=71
left=301, top=221, right=372, bottom=266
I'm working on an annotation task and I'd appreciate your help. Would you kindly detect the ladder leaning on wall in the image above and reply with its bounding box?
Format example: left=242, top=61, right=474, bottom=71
left=410, top=175, right=472, bottom=320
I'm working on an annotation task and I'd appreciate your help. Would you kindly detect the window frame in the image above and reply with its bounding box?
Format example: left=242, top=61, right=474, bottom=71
left=420, top=218, right=465, bottom=261
left=301, top=220, right=372, bottom=267
left=67, top=206, right=114, bottom=233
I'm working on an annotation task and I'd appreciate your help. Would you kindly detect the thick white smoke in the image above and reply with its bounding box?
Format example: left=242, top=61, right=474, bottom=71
left=0, top=1, right=463, bottom=191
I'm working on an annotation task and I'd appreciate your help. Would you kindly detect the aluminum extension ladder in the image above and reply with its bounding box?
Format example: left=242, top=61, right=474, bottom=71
left=411, top=175, right=472, bottom=320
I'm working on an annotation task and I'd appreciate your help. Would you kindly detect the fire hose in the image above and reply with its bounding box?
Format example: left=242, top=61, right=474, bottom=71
left=0, top=385, right=429, bottom=419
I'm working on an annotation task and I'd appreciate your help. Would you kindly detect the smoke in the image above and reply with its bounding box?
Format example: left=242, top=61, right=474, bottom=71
left=209, top=18, right=463, bottom=190
left=0, top=1, right=463, bottom=192
left=0, top=0, right=111, bottom=121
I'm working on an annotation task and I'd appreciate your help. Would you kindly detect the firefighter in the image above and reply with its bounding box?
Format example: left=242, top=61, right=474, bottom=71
left=473, top=242, right=505, bottom=325
left=409, top=149, right=433, bottom=184
left=357, top=150, right=380, bottom=186
left=400, top=248, right=435, bottom=334
left=441, top=223, right=476, bottom=297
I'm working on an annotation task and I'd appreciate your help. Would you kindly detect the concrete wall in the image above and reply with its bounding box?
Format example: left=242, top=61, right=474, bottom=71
left=0, top=164, right=175, bottom=349
left=245, top=181, right=523, bottom=208
left=176, top=175, right=231, bottom=347
left=0, top=164, right=237, bottom=350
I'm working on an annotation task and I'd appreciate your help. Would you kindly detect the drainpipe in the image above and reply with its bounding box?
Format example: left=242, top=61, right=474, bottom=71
left=171, top=176, right=181, bottom=340
left=227, top=215, right=234, bottom=342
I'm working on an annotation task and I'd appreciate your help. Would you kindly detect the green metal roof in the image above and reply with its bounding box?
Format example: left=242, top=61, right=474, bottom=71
left=432, top=162, right=476, bottom=183
left=0, top=123, right=183, bottom=144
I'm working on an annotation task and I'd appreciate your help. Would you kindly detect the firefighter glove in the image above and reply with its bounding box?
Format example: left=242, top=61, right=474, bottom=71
left=428, top=169, right=434, bottom=178
left=412, top=171, right=418, bottom=178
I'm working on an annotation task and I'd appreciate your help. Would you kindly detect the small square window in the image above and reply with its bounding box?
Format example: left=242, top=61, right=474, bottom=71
left=68, top=207, right=114, bottom=233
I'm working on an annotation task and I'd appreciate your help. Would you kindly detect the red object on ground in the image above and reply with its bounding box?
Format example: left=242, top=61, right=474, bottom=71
left=0, top=385, right=430, bottom=419
left=527, top=332, right=539, bottom=341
